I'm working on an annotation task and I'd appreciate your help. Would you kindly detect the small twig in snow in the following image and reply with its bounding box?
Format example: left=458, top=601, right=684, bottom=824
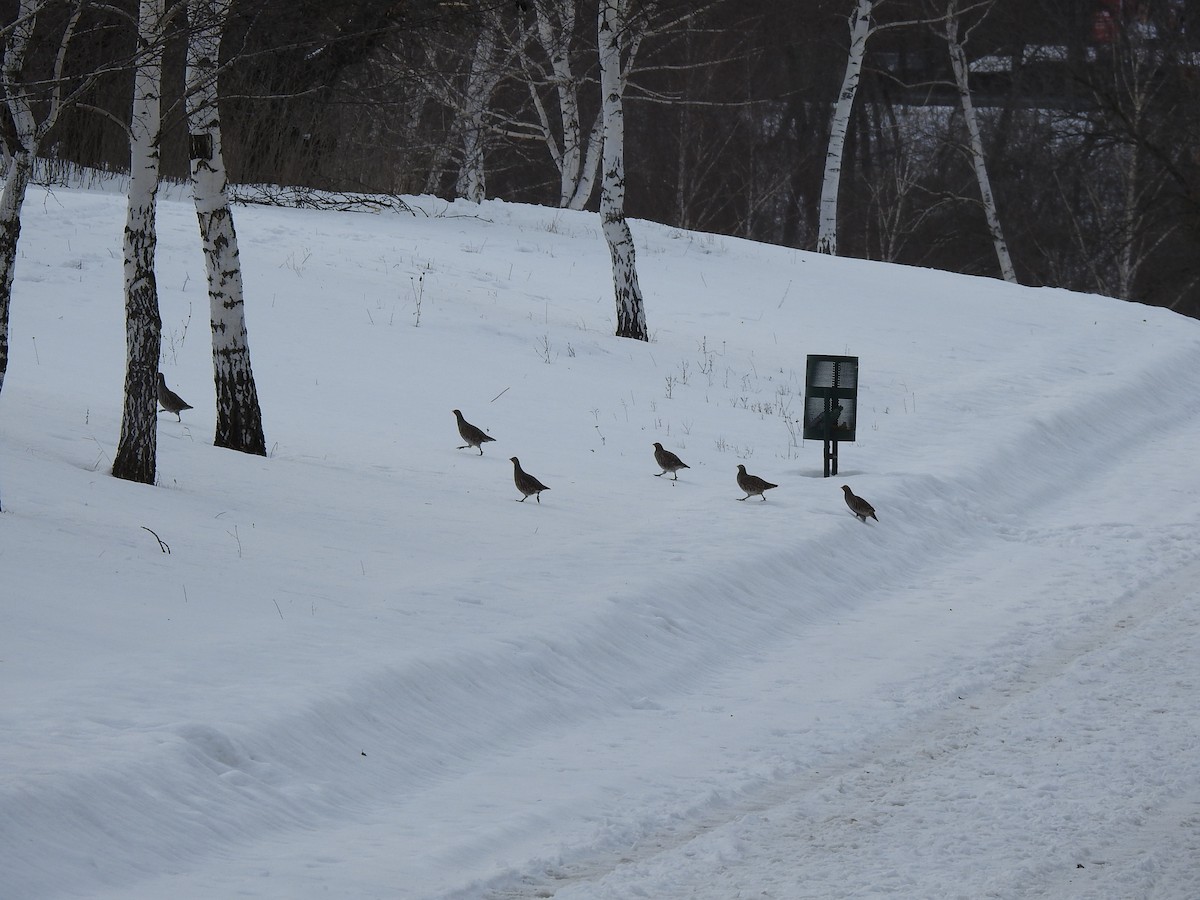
left=142, top=526, right=170, bottom=554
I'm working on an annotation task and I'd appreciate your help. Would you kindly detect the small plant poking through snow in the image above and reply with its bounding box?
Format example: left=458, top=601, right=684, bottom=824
left=410, top=271, right=425, bottom=326
left=282, top=247, right=312, bottom=276
left=714, top=436, right=753, bottom=459
left=163, top=303, right=193, bottom=365
left=784, top=417, right=802, bottom=459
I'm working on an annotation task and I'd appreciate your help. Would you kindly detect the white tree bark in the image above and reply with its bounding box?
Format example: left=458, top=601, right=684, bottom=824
left=568, top=112, right=605, bottom=211
left=537, top=0, right=583, bottom=205
left=0, top=144, right=34, bottom=400
left=455, top=16, right=501, bottom=202
left=598, top=0, right=647, bottom=341
left=816, top=0, right=874, bottom=256
left=0, top=2, right=42, bottom=399
left=946, top=0, right=1016, bottom=283
left=520, top=0, right=605, bottom=210
left=114, top=0, right=168, bottom=484
left=186, top=0, right=266, bottom=455
left=0, top=0, right=85, bottom=396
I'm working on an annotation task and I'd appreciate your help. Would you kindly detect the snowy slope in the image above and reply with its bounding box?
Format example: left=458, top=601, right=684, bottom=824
left=2, top=184, right=1199, bottom=899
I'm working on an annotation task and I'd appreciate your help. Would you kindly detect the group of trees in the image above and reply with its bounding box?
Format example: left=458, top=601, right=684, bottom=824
left=2, top=0, right=1199, bottom=492
left=2, top=0, right=267, bottom=488
left=156, top=0, right=1192, bottom=317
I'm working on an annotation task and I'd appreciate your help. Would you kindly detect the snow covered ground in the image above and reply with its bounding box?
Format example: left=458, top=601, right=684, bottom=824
left=2, top=183, right=1199, bottom=899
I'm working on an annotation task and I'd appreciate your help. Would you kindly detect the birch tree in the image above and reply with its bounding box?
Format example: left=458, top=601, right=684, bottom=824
left=407, top=10, right=529, bottom=199
left=518, top=0, right=605, bottom=209
left=945, top=0, right=1016, bottom=283
left=1081, top=15, right=1173, bottom=301
left=114, top=0, right=171, bottom=484
left=455, top=13, right=501, bottom=202
left=815, top=0, right=874, bottom=256
left=185, top=0, right=266, bottom=455
left=598, top=0, right=646, bottom=341
left=0, top=0, right=89, bottom=396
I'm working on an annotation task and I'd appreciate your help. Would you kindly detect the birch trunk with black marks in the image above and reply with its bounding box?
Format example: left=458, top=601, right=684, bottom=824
left=598, top=0, right=646, bottom=341
left=114, top=0, right=169, bottom=484
left=946, top=0, right=1016, bottom=283
left=0, top=152, right=32, bottom=398
left=816, top=0, right=874, bottom=256
left=1, top=0, right=58, bottom=396
left=525, top=0, right=603, bottom=210
left=186, top=0, right=266, bottom=455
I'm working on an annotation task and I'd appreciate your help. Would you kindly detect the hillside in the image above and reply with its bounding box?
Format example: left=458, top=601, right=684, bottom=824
left=2, top=184, right=1200, bottom=899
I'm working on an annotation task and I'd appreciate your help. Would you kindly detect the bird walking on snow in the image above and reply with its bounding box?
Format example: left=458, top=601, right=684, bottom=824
left=453, top=409, right=496, bottom=455
left=736, top=464, right=777, bottom=501
left=157, top=372, right=192, bottom=422
left=652, top=442, right=689, bottom=480
left=510, top=457, right=550, bottom=502
left=842, top=484, right=877, bottom=522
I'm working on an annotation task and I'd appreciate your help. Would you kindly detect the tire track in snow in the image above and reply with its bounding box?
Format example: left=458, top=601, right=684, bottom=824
left=509, top=559, right=1200, bottom=900
left=7, top=344, right=1200, bottom=899
left=462, top=344, right=1200, bottom=899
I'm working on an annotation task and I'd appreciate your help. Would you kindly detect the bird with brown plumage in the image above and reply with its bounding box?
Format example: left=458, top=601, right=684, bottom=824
left=453, top=409, right=496, bottom=455
left=842, top=484, right=878, bottom=522
left=510, top=457, right=550, bottom=502
left=736, top=465, right=777, bottom=501
left=652, top=442, right=689, bottom=480
left=157, top=373, right=193, bottom=422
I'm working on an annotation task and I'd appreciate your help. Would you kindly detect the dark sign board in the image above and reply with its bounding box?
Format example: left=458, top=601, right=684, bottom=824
left=803, top=355, right=858, bottom=443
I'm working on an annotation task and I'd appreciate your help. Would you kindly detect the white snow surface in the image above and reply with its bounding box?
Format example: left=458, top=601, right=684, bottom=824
left=2, top=184, right=1200, bottom=900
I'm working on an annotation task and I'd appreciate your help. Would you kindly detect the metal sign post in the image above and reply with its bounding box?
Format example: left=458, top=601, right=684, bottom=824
left=803, top=355, right=859, bottom=477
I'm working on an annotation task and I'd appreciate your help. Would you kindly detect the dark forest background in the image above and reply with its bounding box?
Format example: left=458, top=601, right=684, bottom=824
left=18, top=0, right=1200, bottom=318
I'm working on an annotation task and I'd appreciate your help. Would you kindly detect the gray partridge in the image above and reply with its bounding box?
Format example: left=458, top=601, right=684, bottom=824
left=453, top=409, right=496, bottom=455
left=157, top=372, right=193, bottom=422
left=736, top=464, right=777, bottom=501
left=842, top=484, right=877, bottom=522
left=652, top=442, right=689, bottom=480
left=510, top=457, right=550, bottom=502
